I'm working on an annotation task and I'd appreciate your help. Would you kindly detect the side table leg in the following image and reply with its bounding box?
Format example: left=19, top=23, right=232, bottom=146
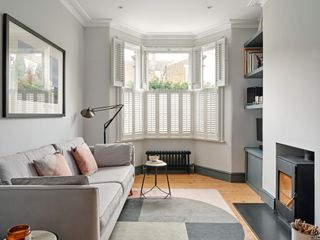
left=166, top=166, right=171, bottom=197
left=140, top=166, right=146, bottom=197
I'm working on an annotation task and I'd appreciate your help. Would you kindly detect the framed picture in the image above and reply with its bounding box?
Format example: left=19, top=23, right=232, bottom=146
left=3, top=14, right=65, bottom=118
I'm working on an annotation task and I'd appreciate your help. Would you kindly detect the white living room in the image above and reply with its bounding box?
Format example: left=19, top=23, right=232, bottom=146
left=0, top=0, right=319, bottom=240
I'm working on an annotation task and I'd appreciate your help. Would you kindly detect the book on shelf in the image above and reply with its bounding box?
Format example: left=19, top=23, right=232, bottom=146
left=244, top=48, right=263, bottom=76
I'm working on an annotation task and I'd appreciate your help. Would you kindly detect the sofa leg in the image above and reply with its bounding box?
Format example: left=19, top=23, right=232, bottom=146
left=129, top=189, right=133, bottom=196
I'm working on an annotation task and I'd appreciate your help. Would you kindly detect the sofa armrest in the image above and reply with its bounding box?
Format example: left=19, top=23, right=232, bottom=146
left=0, top=185, right=99, bottom=240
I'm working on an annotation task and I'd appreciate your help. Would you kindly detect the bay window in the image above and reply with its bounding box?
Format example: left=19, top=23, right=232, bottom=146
left=112, top=37, right=226, bottom=142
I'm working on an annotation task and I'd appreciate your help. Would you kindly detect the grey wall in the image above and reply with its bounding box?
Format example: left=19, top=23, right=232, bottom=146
left=263, top=0, right=320, bottom=224
left=0, top=0, right=84, bottom=156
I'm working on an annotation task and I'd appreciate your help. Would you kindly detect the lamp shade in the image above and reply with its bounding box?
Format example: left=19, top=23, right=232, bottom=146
left=80, top=108, right=95, bottom=118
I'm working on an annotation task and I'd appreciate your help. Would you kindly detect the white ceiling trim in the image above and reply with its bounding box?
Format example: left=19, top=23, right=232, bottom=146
left=60, top=0, right=258, bottom=39
left=247, top=0, right=269, bottom=7
left=60, top=0, right=111, bottom=26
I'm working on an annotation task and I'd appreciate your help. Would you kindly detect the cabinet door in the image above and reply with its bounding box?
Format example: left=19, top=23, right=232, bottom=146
left=247, top=154, right=262, bottom=191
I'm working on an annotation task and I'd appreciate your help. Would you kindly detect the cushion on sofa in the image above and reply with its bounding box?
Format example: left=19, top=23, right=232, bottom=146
left=91, top=183, right=123, bottom=232
left=71, top=144, right=98, bottom=176
left=11, top=175, right=89, bottom=185
left=89, top=165, right=134, bottom=192
left=54, top=137, right=85, bottom=175
left=0, top=153, right=36, bottom=185
left=33, top=153, right=72, bottom=176
left=24, top=145, right=56, bottom=162
left=94, top=143, right=133, bottom=167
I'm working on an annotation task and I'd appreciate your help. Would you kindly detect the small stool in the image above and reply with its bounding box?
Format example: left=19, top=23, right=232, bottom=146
left=140, top=161, right=171, bottom=199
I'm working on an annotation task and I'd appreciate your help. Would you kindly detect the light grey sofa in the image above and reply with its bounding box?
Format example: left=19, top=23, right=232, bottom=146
left=0, top=137, right=135, bottom=240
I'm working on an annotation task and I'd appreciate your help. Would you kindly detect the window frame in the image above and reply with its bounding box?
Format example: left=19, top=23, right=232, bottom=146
left=124, top=42, right=141, bottom=90
left=118, top=39, right=226, bottom=143
left=201, top=42, right=217, bottom=89
left=145, top=48, right=193, bottom=90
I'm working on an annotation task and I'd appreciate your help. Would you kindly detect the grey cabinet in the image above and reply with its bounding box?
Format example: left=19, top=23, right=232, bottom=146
left=245, top=147, right=263, bottom=194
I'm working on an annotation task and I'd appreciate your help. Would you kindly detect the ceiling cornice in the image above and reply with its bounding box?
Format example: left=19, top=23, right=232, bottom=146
left=247, top=0, right=269, bottom=7
left=60, top=0, right=111, bottom=27
left=60, top=0, right=258, bottom=39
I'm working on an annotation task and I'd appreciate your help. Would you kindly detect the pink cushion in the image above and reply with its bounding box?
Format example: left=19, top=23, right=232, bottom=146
left=71, top=143, right=98, bottom=176
left=33, top=153, right=72, bottom=176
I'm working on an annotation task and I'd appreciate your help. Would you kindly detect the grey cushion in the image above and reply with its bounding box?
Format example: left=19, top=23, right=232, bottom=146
left=11, top=175, right=89, bottom=185
left=94, top=144, right=133, bottom=167
left=54, top=137, right=85, bottom=175
left=91, top=183, right=123, bottom=232
left=23, top=145, right=56, bottom=162
left=0, top=153, right=36, bottom=185
left=89, top=165, right=134, bottom=192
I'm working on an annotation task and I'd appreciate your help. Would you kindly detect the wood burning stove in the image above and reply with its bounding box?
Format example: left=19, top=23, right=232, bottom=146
left=275, top=155, right=314, bottom=225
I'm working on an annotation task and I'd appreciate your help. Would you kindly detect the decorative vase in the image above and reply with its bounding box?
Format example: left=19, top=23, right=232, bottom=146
left=291, top=223, right=320, bottom=240
left=6, top=225, right=31, bottom=240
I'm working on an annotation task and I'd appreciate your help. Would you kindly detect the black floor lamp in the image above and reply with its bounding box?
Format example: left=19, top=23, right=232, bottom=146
left=81, top=104, right=124, bottom=144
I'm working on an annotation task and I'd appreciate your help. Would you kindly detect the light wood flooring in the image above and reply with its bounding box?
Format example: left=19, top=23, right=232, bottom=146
left=133, top=173, right=262, bottom=240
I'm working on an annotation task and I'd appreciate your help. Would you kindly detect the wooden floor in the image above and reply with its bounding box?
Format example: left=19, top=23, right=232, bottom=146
left=133, top=173, right=262, bottom=240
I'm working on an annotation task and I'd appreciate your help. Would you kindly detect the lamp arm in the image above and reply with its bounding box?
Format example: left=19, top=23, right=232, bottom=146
left=92, top=104, right=123, bottom=113
left=104, top=105, right=123, bottom=130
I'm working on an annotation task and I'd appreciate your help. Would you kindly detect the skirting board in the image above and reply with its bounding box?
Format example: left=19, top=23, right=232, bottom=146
left=194, top=165, right=245, bottom=183
left=260, top=189, right=275, bottom=209
left=135, top=165, right=245, bottom=183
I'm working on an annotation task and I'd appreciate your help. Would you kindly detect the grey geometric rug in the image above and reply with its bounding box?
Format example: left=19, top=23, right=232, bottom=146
left=110, top=198, right=244, bottom=240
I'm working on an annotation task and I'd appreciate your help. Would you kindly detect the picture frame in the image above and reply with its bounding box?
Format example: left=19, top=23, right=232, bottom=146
left=2, top=14, right=65, bottom=118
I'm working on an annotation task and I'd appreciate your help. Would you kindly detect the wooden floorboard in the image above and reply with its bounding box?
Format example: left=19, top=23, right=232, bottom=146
left=133, top=173, right=262, bottom=240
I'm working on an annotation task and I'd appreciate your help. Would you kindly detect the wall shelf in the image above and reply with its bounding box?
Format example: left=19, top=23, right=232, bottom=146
left=244, top=31, right=263, bottom=48
left=245, top=104, right=263, bottom=109
left=245, top=66, right=263, bottom=79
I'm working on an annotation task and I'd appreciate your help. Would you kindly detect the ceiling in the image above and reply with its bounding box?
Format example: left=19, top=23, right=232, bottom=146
left=61, top=0, right=262, bottom=35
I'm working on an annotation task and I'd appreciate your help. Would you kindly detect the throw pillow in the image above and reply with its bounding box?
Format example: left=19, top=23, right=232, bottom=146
left=94, top=143, right=133, bottom=167
left=33, top=153, right=72, bottom=176
left=71, top=143, right=98, bottom=176
left=11, top=175, right=89, bottom=185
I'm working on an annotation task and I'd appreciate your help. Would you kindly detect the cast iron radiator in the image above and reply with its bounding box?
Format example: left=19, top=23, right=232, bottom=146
left=146, top=150, right=191, bottom=173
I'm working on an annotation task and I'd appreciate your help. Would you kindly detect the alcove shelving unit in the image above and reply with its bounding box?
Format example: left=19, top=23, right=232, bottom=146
left=244, top=30, right=263, bottom=196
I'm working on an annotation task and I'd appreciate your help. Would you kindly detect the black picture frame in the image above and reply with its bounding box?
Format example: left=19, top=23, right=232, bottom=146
left=2, top=13, right=65, bottom=118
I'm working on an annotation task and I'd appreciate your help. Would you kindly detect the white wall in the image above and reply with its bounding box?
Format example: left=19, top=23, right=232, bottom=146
left=195, top=28, right=259, bottom=173
left=83, top=27, right=110, bottom=145
left=0, top=0, right=84, bottom=156
left=263, top=0, right=320, bottom=224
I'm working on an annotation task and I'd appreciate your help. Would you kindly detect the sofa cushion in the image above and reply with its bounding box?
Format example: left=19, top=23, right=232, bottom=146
left=91, top=183, right=123, bottom=232
left=0, top=153, right=36, bottom=185
left=11, top=175, right=90, bottom=185
left=33, top=153, right=72, bottom=176
left=89, top=165, right=134, bottom=192
left=71, top=144, right=98, bottom=176
left=94, top=144, right=133, bottom=167
left=23, top=145, right=56, bottom=162
left=54, top=137, right=85, bottom=175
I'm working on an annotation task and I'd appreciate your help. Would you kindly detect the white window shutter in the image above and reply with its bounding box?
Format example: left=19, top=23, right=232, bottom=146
left=192, top=48, right=202, bottom=89
left=158, top=93, right=168, bottom=134
left=123, top=89, right=133, bottom=137
left=170, top=93, right=180, bottom=134
left=141, top=47, right=148, bottom=90
left=112, top=38, right=125, bottom=87
left=134, top=91, right=144, bottom=136
left=207, top=89, right=218, bottom=139
left=146, top=92, right=156, bottom=135
left=182, top=92, right=192, bottom=135
left=216, top=37, right=227, bottom=87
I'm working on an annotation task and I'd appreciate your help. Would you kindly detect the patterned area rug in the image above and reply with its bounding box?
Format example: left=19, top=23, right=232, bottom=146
left=110, top=190, right=244, bottom=240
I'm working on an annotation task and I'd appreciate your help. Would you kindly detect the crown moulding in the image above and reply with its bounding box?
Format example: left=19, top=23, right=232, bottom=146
left=60, top=0, right=260, bottom=39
